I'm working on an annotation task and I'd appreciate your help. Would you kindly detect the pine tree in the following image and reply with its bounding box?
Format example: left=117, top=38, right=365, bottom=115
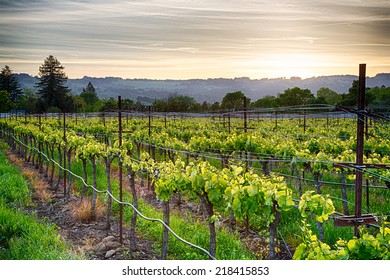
left=80, top=81, right=99, bottom=112
left=0, top=90, right=13, bottom=112
left=35, top=55, right=70, bottom=112
left=84, top=81, right=96, bottom=93
left=0, top=65, right=22, bottom=104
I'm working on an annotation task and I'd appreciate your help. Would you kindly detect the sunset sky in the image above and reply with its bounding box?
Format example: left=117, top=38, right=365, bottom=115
left=0, top=0, right=389, bottom=79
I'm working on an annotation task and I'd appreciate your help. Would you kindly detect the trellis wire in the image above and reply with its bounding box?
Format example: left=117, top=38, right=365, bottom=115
left=3, top=130, right=216, bottom=260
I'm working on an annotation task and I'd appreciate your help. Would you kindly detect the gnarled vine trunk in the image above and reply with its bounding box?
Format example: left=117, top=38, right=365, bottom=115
left=162, top=199, right=170, bottom=259
left=90, top=157, right=97, bottom=220
left=200, top=193, right=216, bottom=259
left=269, top=202, right=281, bottom=260
left=80, top=158, right=88, bottom=200
left=105, top=156, right=113, bottom=230
left=127, top=168, right=138, bottom=251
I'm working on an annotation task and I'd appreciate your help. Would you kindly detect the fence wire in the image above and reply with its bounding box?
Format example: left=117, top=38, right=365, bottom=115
left=2, top=130, right=216, bottom=260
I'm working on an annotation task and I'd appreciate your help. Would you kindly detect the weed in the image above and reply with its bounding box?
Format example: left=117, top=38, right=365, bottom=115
left=69, top=198, right=105, bottom=222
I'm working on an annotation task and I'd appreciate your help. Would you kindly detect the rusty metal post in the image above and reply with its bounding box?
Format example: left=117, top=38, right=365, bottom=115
left=354, top=64, right=366, bottom=237
left=243, top=96, right=247, bottom=133
left=228, top=113, right=231, bottom=133
left=275, top=110, right=278, bottom=128
left=326, top=112, right=329, bottom=128
left=148, top=105, right=151, bottom=138
left=118, top=96, right=123, bottom=244
left=366, top=179, right=370, bottom=213
left=164, top=108, right=167, bottom=128
left=63, top=112, right=66, bottom=196
left=148, top=106, right=151, bottom=156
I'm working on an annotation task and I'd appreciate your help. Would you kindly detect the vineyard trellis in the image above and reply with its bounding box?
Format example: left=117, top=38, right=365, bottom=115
left=0, top=128, right=217, bottom=260
left=2, top=107, right=389, bottom=258
left=0, top=67, right=389, bottom=259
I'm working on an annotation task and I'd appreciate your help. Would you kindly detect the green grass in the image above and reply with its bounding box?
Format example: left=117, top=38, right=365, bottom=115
left=0, top=203, right=81, bottom=259
left=0, top=142, right=82, bottom=260
left=63, top=146, right=386, bottom=260
left=130, top=199, right=256, bottom=260
left=60, top=149, right=257, bottom=260
left=8, top=128, right=388, bottom=260
left=0, top=152, right=31, bottom=208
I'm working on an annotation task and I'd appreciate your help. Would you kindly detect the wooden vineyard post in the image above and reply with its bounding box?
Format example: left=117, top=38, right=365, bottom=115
left=326, top=111, right=329, bottom=128
left=148, top=105, right=152, bottom=138
left=243, top=96, right=248, bottom=170
left=353, top=64, right=366, bottom=237
left=243, top=96, right=247, bottom=133
left=228, top=113, right=231, bottom=133
left=164, top=108, right=167, bottom=128
left=118, top=96, right=123, bottom=244
left=275, top=110, right=278, bottom=128
left=333, top=64, right=383, bottom=236
left=63, top=112, right=67, bottom=197
left=243, top=96, right=250, bottom=234
left=148, top=106, right=152, bottom=155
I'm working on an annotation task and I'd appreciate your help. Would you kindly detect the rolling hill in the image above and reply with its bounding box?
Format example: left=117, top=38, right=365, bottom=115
left=15, top=73, right=390, bottom=103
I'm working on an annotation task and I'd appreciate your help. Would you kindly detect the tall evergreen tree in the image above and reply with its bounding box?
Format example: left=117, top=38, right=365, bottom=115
left=80, top=83, right=100, bottom=112
left=0, top=90, right=13, bottom=112
left=83, top=81, right=96, bottom=93
left=0, top=65, right=22, bottom=104
left=35, top=55, right=70, bottom=112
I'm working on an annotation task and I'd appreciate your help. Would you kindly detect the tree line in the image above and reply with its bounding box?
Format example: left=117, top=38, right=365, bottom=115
left=1, top=55, right=389, bottom=113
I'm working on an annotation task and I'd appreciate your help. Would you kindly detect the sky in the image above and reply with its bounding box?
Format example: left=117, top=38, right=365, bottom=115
left=0, top=0, right=389, bottom=79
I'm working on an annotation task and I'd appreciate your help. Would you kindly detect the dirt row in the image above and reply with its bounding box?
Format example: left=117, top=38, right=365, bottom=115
left=5, top=149, right=158, bottom=260
left=5, top=148, right=291, bottom=260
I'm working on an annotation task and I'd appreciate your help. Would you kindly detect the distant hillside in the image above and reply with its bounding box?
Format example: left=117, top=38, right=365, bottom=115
left=15, top=73, right=390, bottom=103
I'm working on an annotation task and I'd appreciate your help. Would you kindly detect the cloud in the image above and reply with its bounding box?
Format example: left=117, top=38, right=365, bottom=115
left=0, top=0, right=389, bottom=78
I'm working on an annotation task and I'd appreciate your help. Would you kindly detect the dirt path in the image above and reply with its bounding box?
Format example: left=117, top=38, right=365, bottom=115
left=5, top=148, right=291, bottom=260
left=5, top=149, right=159, bottom=260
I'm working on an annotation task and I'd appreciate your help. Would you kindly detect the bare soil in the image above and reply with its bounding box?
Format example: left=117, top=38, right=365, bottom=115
left=5, top=149, right=291, bottom=260
left=5, top=149, right=159, bottom=260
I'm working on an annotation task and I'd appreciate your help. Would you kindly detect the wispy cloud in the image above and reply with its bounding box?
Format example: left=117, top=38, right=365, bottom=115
left=0, top=0, right=389, bottom=78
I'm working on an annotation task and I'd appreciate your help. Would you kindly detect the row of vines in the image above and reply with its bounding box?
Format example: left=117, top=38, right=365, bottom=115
left=0, top=111, right=389, bottom=259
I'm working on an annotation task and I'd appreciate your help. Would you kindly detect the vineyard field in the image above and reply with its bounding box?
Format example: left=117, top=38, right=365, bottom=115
left=0, top=108, right=389, bottom=260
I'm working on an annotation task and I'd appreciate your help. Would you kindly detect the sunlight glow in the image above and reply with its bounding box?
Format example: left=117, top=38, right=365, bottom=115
left=0, top=0, right=388, bottom=79
left=248, top=54, right=331, bottom=78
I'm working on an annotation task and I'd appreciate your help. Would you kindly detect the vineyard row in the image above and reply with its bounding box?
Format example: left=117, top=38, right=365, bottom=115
left=0, top=113, right=389, bottom=259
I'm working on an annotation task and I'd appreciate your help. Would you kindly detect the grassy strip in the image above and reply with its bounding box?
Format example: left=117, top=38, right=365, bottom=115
left=0, top=143, right=81, bottom=260
left=128, top=200, right=256, bottom=260
left=0, top=204, right=81, bottom=259
left=68, top=157, right=256, bottom=260
left=0, top=149, right=31, bottom=207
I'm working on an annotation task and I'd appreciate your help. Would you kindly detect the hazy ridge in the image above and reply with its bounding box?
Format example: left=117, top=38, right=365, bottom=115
left=16, top=73, right=390, bottom=103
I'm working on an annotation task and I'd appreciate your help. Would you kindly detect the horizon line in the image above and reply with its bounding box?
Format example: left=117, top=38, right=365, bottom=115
left=14, top=71, right=389, bottom=81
